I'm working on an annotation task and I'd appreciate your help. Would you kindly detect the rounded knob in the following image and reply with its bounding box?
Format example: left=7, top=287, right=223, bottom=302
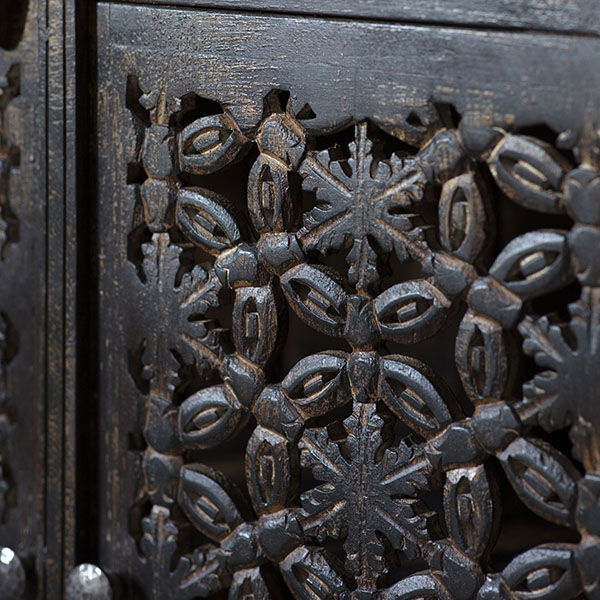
left=66, top=563, right=112, bottom=600
left=0, top=547, right=25, bottom=600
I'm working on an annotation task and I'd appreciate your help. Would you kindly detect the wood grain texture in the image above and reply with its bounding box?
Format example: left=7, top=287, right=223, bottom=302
left=99, top=5, right=600, bottom=139
left=0, top=0, right=47, bottom=597
left=109, top=0, right=600, bottom=36
left=95, top=4, right=600, bottom=598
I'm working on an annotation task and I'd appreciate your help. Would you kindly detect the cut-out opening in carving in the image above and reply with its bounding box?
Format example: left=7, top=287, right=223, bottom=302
left=308, top=122, right=356, bottom=157
left=128, top=498, right=154, bottom=555
left=127, top=223, right=153, bottom=283
left=171, top=349, right=223, bottom=406
left=0, top=461, right=16, bottom=523
left=375, top=123, right=420, bottom=158
left=433, top=102, right=462, bottom=130
left=385, top=307, right=472, bottom=418
left=178, top=145, right=260, bottom=242
left=128, top=339, right=150, bottom=396
left=128, top=431, right=147, bottom=453
left=492, top=181, right=574, bottom=260
left=262, top=89, right=291, bottom=117
left=126, top=162, right=148, bottom=186
left=185, top=417, right=257, bottom=502
left=406, top=111, right=425, bottom=130
left=296, top=103, right=316, bottom=121
left=168, top=226, right=215, bottom=287
left=489, top=455, right=580, bottom=572
left=125, top=74, right=151, bottom=127
left=168, top=503, right=219, bottom=571
left=374, top=254, right=425, bottom=296
left=529, top=278, right=582, bottom=332
left=0, top=312, right=18, bottom=365
left=0, top=2, right=29, bottom=51
left=274, top=308, right=351, bottom=382
left=169, top=92, right=223, bottom=132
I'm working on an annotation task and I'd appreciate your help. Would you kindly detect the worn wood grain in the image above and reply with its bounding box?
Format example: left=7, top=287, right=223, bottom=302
left=112, top=0, right=600, bottom=36
left=94, top=4, right=600, bottom=599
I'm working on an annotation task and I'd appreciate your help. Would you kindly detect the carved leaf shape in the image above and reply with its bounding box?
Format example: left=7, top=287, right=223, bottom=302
left=282, top=352, right=349, bottom=418
left=455, top=311, right=510, bottom=402
left=178, top=464, right=245, bottom=541
left=380, top=355, right=456, bottom=437
left=488, top=134, right=571, bottom=213
left=279, top=546, right=349, bottom=600
left=232, top=285, right=280, bottom=366
left=179, top=384, right=248, bottom=449
left=444, top=466, right=497, bottom=559
left=489, top=230, right=571, bottom=299
left=177, top=187, right=241, bottom=254
left=178, top=113, right=249, bottom=175
left=246, top=427, right=298, bottom=515
left=373, top=280, right=450, bottom=344
left=502, top=544, right=580, bottom=600
left=498, top=438, right=579, bottom=527
left=248, top=154, right=297, bottom=233
left=280, top=264, right=348, bottom=336
left=228, top=568, right=273, bottom=600
left=137, top=233, right=223, bottom=394
left=439, top=173, right=487, bottom=261
left=382, top=573, right=452, bottom=600
left=140, top=506, right=191, bottom=595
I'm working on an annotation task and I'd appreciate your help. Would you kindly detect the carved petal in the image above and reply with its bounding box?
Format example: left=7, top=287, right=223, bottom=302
left=179, top=385, right=248, bottom=449
left=280, top=265, right=348, bottom=336
left=178, top=114, right=248, bottom=175
left=177, top=187, right=241, bottom=253
left=455, top=311, right=510, bottom=402
left=444, top=466, right=498, bottom=559
left=382, top=573, right=452, bottom=600
left=380, top=355, right=455, bottom=437
left=281, top=352, right=348, bottom=418
left=439, top=173, right=487, bottom=261
left=488, top=134, right=570, bottom=213
left=502, top=545, right=580, bottom=600
left=246, top=427, right=298, bottom=515
left=228, top=568, right=273, bottom=600
left=374, top=280, right=450, bottom=343
left=279, top=546, right=349, bottom=600
left=489, top=230, right=571, bottom=299
left=498, top=438, right=578, bottom=527
left=248, top=154, right=296, bottom=233
left=178, top=464, right=245, bottom=541
left=232, top=285, right=281, bottom=366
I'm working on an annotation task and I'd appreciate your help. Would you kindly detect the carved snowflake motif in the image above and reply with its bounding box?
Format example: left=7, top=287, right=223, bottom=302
left=519, top=287, right=600, bottom=471
left=299, top=402, right=438, bottom=593
left=298, top=122, right=429, bottom=292
left=132, top=232, right=225, bottom=412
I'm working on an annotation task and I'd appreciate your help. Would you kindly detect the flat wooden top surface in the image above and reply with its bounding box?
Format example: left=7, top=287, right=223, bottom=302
left=111, top=0, right=600, bottom=36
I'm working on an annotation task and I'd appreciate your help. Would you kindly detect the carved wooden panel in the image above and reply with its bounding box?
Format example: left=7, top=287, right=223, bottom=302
left=96, top=5, right=600, bottom=599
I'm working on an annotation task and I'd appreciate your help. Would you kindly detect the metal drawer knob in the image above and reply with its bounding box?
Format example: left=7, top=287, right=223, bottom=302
left=66, top=563, right=112, bottom=600
left=0, top=547, right=25, bottom=600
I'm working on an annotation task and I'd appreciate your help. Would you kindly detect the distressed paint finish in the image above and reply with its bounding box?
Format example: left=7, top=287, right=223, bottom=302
left=115, top=0, right=600, bottom=36
left=92, top=5, right=600, bottom=598
left=2, top=1, right=600, bottom=599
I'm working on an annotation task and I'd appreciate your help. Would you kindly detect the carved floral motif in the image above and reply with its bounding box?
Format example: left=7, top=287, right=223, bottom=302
left=125, top=80, right=600, bottom=599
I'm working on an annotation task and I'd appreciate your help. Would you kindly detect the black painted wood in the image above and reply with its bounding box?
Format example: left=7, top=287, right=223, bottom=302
left=114, top=0, right=600, bottom=35
left=93, top=4, right=600, bottom=599
left=2, top=1, right=600, bottom=599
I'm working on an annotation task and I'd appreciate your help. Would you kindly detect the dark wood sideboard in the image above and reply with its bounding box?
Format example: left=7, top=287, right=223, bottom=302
left=1, top=1, right=600, bottom=598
